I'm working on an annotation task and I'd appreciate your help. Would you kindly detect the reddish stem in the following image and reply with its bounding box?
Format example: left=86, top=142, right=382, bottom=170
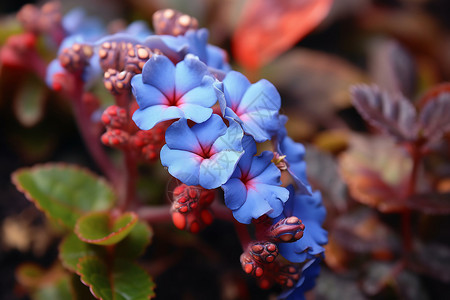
left=401, top=143, right=422, bottom=256
left=234, top=221, right=252, bottom=251
left=210, top=201, right=234, bottom=221
left=120, top=150, right=138, bottom=211
left=29, top=50, right=48, bottom=79
left=115, top=92, right=138, bottom=211
left=138, top=206, right=172, bottom=223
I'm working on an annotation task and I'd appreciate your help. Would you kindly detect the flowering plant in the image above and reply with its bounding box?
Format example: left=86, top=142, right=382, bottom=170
left=3, top=2, right=328, bottom=299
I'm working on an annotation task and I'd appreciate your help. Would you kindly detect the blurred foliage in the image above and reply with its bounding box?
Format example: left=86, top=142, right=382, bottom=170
left=2, top=0, right=450, bottom=299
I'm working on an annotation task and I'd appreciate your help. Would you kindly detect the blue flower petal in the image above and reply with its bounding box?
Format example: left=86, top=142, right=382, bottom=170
left=144, top=35, right=186, bottom=61
left=237, top=135, right=257, bottom=174
left=207, top=45, right=231, bottom=72
left=160, top=145, right=202, bottom=186
left=175, top=54, right=211, bottom=96
left=164, top=118, right=201, bottom=152
left=232, top=188, right=273, bottom=224
left=279, top=259, right=322, bottom=300
left=185, top=29, right=209, bottom=63
left=240, top=110, right=279, bottom=142
left=199, top=150, right=243, bottom=189
left=248, top=151, right=276, bottom=179
left=141, top=55, right=175, bottom=97
left=211, top=118, right=244, bottom=152
left=191, top=114, right=227, bottom=148
left=239, top=79, right=280, bottom=112
left=253, top=184, right=289, bottom=219
left=124, top=21, right=152, bottom=41
left=222, top=178, right=247, bottom=210
left=180, top=81, right=217, bottom=107
left=223, top=71, right=251, bottom=110
left=282, top=136, right=305, bottom=162
left=224, top=107, right=242, bottom=124
left=132, top=105, right=183, bottom=130
left=275, top=189, right=328, bottom=263
left=131, top=74, right=168, bottom=106
left=178, top=103, right=213, bottom=124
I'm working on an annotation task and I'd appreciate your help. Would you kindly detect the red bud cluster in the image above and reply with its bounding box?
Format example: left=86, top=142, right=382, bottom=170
left=170, top=184, right=215, bottom=233
left=153, top=9, right=199, bottom=36
left=240, top=241, right=278, bottom=279
left=17, top=1, right=62, bottom=34
left=100, top=105, right=168, bottom=162
left=0, top=33, right=37, bottom=69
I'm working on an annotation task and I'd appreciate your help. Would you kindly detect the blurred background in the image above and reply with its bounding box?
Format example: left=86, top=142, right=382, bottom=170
left=1, top=0, right=450, bottom=299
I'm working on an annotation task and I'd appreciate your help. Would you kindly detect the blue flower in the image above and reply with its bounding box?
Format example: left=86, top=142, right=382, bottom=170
left=206, top=44, right=231, bottom=74
left=219, top=71, right=281, bottom=142
left=222, top=136, right=289, bottom=224
left=156, top=28, right=231, bottom=72
left=62, top=8, right=105, bottom=41
left=122, top=21, right=152, bottom=41
left=275, top=115, right=311, bottom=194
left=274, top=186, right=327, bottom=263
left=160, top=114, right=244, bottom=189
left=279, top=259, right=322, bottom=300
left=132, top=54, right=218, bottom=130
left=46, top=35, right=102, bottom=89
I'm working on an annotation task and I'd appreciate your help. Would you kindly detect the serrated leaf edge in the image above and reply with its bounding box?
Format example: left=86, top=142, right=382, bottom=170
left=76, top=256, right=156, bottom=300
left=74, top=211, right=138, bottom=245
left=11, top=163, right=116, bottom=229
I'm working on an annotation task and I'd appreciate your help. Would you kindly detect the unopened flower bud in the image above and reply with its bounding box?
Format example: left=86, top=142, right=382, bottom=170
left=153, top=9, right=199, bottom=36
left=269, top=216, right=305, bottom=243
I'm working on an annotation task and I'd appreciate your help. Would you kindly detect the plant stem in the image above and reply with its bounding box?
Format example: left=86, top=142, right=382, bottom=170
left=138, top=206, right=172, bottom=223
left=120, top=150, right=138, bottom=211
left=234, top=221, right=252, bottom=251
left=116, top=92, right=138, bottom=211
left=402, top=144, right=422, bottom=256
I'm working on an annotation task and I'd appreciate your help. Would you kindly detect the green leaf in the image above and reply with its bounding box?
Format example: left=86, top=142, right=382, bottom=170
left=59, top=233, right=106, bottom=272
left=12, top=163, right=116, bottom=229
left=77, top=257, right=155, bottom=300
left=13, top=74, right=46, bottom=127
left=115, top=221, right=152, bottom=259
left=75, top=211, right=138, bottom=246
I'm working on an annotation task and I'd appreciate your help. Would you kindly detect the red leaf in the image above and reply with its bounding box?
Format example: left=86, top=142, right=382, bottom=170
left=338, top=135, right=411, bottom=213
left=232, top=0, right=333, bottom=70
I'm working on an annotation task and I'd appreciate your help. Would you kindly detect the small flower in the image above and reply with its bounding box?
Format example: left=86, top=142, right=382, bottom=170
left=62, top=8, right=105, bottom=41
left=222, top=136, right=289, bottom=224
left=132, top=54, right=218, bottom=130
left=156, top=28, right=231, bottom=72
left=274, top=115, right=311, bottom=194
left=160, top=114, right=244, bottom=189
left=274, top=186, right=327, bottom=263
left=219, top=71, right=281, bottom=142
left=46, top=35, right=102, bottom=89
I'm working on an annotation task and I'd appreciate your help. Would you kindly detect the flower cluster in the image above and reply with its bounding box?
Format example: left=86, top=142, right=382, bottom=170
left=47, top=7, right=328, bottom=298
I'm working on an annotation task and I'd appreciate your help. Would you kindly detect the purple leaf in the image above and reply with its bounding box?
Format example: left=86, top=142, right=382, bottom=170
left=370, top=40, right=417, bottom=98
left=409, top=242, right=450, bottom=283
left=351, top=85, right=417, bottom=142
left=418, top=92, right=450, bottom=147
